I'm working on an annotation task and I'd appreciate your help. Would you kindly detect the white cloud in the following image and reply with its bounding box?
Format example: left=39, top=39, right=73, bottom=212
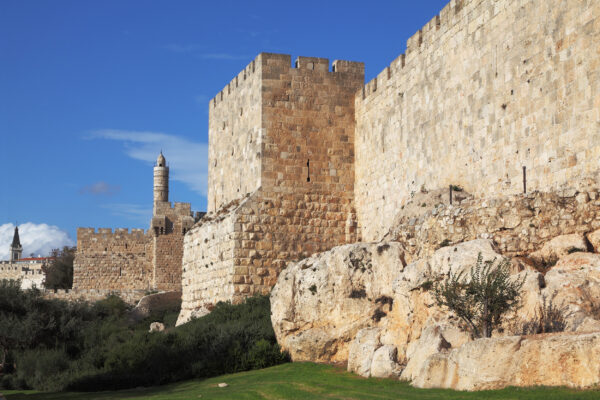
left=90, top=129, right=208, bottom=196
left=101, top=203, right=151, bottom=225
left=0, top=223, right=74, bottom=260
left=80, top=181, right=121, bottom=196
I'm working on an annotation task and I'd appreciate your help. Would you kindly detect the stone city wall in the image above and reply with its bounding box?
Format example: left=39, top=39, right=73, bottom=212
left=178, top=187, right=357, bottom=324
left=179, top=204, right=238, bottom=323
left=152, top=201, right=195, bottom=291
left=73, top=228, right=153, bottom=291
left=355, top=0, right=600, bottom=241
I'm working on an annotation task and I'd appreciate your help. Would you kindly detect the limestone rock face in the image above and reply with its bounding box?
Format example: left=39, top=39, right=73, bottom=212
left=270, top=237, right=600, bottom=390
left=131, top=291, right=181, bottom=322
left=271, top=239, right=504, bottom=373
left=529, top=234, right=587, bottom=265
left=541, top=252, right=600, bottom=330
left=347, top=328, right=382, bottom=377
left=400, top=324, right=468, bottom=382
left=270, top=242, right=405, bottom=364
left=413, top=332, right=600, bottom=390
left=370, top=345, right=401, bottom=378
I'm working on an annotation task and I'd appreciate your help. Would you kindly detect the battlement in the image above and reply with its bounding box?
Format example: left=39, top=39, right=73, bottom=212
left=77, top=227, right=147, bottom=238
left=153, top=200, right=193, bottom=217
left=358, top=0, right=485, bottom=101
left=210, top=53, right=365, bottom=109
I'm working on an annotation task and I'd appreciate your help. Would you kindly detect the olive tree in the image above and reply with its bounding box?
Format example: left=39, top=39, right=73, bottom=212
left=433, top=253, right=524, bottom=338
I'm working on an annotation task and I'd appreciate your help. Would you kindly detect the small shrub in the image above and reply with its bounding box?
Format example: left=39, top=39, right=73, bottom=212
left=450, top=185, right=463, bottom=192
left=434, top=253, right=525, bottom=338
left=513, top=297, right=571, bottom=335
left=567, top=247, right=584, bottom=254
left=309, top=285, right=317, bottom=295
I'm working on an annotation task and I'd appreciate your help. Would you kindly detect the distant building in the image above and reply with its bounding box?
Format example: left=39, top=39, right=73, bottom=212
left=0, top=226, right=53, bottom=289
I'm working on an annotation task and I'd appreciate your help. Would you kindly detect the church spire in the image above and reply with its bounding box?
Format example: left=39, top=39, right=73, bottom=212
left=9, top=226, right=23, bottom=262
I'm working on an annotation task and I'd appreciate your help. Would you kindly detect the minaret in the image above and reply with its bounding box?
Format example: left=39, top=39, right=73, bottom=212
left=9, top=226, right=23, bottom=262
left=153, top=152, right=169, bottom=215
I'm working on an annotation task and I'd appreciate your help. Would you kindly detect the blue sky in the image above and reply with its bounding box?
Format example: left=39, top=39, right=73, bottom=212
left=0, top=0, right=449, bottom=255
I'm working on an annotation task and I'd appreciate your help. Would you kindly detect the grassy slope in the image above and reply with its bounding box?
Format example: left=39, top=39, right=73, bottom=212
left=4, top=362, right=599, bottom=400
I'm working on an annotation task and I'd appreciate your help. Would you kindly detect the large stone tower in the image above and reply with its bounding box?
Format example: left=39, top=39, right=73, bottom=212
left=153, top=152, right=169, bottom=215
left=9, top=226, right=22, bottom=262
left=178, top=53, right=365, bottom=324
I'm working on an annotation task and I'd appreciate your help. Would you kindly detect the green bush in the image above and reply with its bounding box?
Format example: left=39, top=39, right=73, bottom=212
left=433, top=254, right=525, bottom=338
left=0, top=283, right=288, bottom=392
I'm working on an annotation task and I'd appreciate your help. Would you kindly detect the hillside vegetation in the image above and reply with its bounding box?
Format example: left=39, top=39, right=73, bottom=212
left=0, top=281, right=287, bottom=391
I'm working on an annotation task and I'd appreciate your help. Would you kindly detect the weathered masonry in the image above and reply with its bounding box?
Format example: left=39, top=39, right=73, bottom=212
left=73, top=153, right=200, bottom=294
left=354, top=0, right=600, bottom=241
left=178, top=54, right=364, bottom=323
left=179, top=0, right=600, bottom=323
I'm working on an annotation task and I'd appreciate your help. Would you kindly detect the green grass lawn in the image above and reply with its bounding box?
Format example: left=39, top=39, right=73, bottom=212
left=4, top=362, right=599, bottom=400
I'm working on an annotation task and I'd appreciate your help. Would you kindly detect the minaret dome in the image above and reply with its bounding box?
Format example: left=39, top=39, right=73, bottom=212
left=157, top=152, right=166, bottom=167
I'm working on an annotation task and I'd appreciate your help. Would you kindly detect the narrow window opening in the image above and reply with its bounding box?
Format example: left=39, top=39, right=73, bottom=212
left=306, top=159, right=311, bottom=182
left=332, top=64, right=336, bottom=72
left=295, top=60, right=299, bottom=68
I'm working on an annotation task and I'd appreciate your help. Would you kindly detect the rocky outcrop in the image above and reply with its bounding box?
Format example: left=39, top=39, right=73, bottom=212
left=541, top=252, right=600, bottom=330
left=270, top=242, right=405, bottom=364
left=149, top=322, right=165, bottom=332
left=271, top=235, right=600, bottom=390
left=130, top=291, right=181, bottom=322
left=385, top=186, right=600, bottom=264
left=413, top=332, right=600, bottom=390
left=529, top=234, right=588, bottom=266
left=271, top=239, right=526, bottom=372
